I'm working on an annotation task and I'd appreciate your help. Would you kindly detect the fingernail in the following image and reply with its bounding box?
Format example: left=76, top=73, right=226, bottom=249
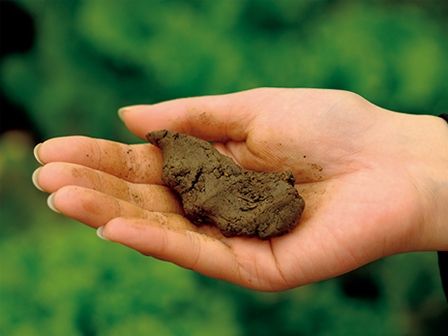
left=118, top=107, right=129, bottom=121
left=47, top=193, right=60, bottom=213
left=96, top=226, right=109, bottom=240
left=33, top=143, right=44, bottom=165
left=118, top=105, right=149, bottom=121
left=32, top=168, right=44, bottom=191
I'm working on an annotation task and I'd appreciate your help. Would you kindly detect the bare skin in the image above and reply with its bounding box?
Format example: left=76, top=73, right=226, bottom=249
left=32, top=88, right=448, bottom=291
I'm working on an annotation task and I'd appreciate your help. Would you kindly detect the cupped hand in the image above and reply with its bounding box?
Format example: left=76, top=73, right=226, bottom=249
left=33, top=88, right=448, bottom=290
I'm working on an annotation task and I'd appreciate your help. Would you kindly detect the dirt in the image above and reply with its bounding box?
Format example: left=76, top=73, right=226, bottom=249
left=147, top=130, right=305, bottom=239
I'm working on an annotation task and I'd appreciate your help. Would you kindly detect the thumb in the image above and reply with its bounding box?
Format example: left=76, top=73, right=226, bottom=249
left=118, top=90, right=257, bottom=142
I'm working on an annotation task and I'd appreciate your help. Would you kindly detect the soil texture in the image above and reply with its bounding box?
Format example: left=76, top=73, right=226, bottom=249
left=147, top=130, right=305, bottom=239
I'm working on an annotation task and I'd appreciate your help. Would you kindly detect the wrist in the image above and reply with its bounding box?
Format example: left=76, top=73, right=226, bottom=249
left=428, top=115, right=448, bottom=250
left=394, top=113, right=448, bottom=251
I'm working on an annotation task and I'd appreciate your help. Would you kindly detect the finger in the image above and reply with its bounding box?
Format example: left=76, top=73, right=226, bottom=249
left=49, top=186, right=182, bottom=229
left=35, top=162, right=182, bottom=214
left=119, top=90, right=258, bottom=142
left=102, top=217, right=249, bottom=287
left=35, top=136, right=163, bottom=184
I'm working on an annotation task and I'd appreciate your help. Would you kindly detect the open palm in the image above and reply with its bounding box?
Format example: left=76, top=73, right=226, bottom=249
left=34, top=88, right=431, bottom=290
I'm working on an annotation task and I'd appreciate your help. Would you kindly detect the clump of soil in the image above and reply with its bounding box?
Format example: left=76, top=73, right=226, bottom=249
left=147, top=130, right=305, bottom=239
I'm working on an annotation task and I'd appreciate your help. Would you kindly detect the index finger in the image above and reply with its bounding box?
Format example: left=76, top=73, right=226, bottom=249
left=119, top=90, right=259, bottom=142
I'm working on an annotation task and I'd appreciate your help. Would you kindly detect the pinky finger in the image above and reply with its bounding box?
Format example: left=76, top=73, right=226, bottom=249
left=101, top=217, right=244, bottom=286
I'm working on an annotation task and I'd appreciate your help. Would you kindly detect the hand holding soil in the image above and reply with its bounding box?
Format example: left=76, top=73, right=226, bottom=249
left=33, top=88, right=448, bottom=291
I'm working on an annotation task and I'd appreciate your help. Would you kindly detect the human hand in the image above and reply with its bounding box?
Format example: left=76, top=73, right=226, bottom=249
left=33, top=88, right=448, bottom=290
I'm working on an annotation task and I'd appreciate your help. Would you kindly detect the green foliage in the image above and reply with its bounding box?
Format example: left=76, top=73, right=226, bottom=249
left=1, top=0, right=447, bottom=139
left=0, top=225, right=242, bottom=336
left=0, top=135, right=445, bottom=336
left=1, top=1, right=447, bottom=335
left=0, top=136, right=242, bottom=335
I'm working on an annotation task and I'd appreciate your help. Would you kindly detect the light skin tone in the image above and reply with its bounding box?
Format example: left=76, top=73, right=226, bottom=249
left=32, top=88, right=448, bottom=291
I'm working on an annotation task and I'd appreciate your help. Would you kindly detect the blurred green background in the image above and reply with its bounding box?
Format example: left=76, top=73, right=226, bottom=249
left=1, top=0, right=447, bottom=335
